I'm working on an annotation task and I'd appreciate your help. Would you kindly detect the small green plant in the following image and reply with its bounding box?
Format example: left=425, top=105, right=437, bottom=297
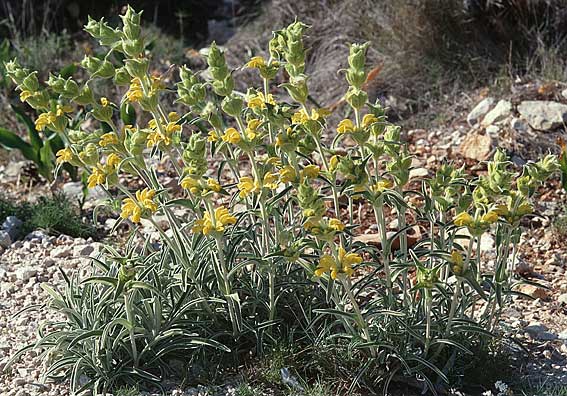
left=115, top=385, right=139, bottom=396
left=4, top=6, right=560, bottom=395
left=0, top=194, right=96, bottom=239
left=236, top=383, right=262, bottom=396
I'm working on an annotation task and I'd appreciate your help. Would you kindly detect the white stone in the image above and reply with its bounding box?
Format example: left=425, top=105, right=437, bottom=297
left=49, top=246, right=72, bottom=258
left=517, top=100, right=567, bottom=131
left=481, top=100, right=512, bottom=126
left=15, top=267, right=36, bottom=282
left=73, top=244, right=94, bottom=257
left=467, top=97, right=494, bottom=126
left=0, top=231, right=11, bottom=249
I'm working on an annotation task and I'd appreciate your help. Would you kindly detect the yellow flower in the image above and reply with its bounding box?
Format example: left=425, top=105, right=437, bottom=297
left=99, top=132, right=119, bottom=147
left=87, top=167, right=106, bottom=188
left=120, top=188, right=158, bottom=224
left=337, top=119, right=355, bottom=134
left=292, top=109, right=309, bottom=125
left=206, top=178, right=222, bottom=193
left=329, top=218, right=345, bottom=232
left=106, top=153, right=121, bottom=168
left=338, top=246, right=362, bottom=277
left=208, top=130, right=219, bottom=142
left=329, top=155, right=341, bottom=171
left=126, top=78, right=144, bottom=102
left=165, top=121, right=181, bottom=134
left=454, top=212, right=474, bottom=227
left=237, top=176, right=260, bottom=198
left=221, top=127, right=241, bottom=144
left=481, top=210, right=499, bottom=224
left=314, top=246, right=361, bottom=280
left=120, top=197, right=141, bottom=223
left=168, top=112, right=180, bottom=122
left=292, top=108, right=330, bottom=125
left=362, top=114, right=378, bottom=128
left=315, top=254, right=338, bottom=279
left=247, top=92, right=275, bottom=110
left=192, top=206, right=237, bottom=235
left=136, top=188, right=158, bottom=213
left=146, top=131, right=170, bottom=147
left=279, top=165, right=297, bottom=183
left=56, top=104, right=73, bottom=115
left=449, top=250, right=465, bottom=275
left=372, top=179, right=393, bottom=193
left=246, top=56, right=266, bottom=69
left=100, top=97, right=109, bottom=107
left=266, top=157, right=281, bottom=166
left=263, top=172, right=280, bottom=190
left=35, top=112, right=56, bottom=131
left=301, top=165, right=320, bottom=179
left=19, top=90, right=33, bottom=102
left=56, top=147, right=73, bottom=164
left=180, top=176, right=200, bottom=194
left=245, top=119, right=262, bottom=140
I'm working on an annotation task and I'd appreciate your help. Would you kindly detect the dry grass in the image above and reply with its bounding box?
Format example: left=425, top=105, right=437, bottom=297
left=226, top=0, right=567, bottom=123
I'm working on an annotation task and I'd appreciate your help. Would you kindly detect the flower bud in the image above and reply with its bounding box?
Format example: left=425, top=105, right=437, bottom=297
left=74, top=85, right=95, bottom=106
left=5, top=59, right=27, bottom=85
left=26, top=90, right=50, bottom=110
left=281, top=75, right=308, bottom=104
left=114, top=67, right=131, bottom=86
left=221, top=94, right=243, bottom=117
left=120, top=5, right=142, bottom=41
left=22, top=72, right=39, bottom=92
left=344, top=87, right=367, bottom=110
left=80, top=143, right=100, bottom=166
left=63, top=79, right=80, bottom=98
left=81, top=56, right=102, bottom=76
left=128, top=130, right=148, bottom=156
left=201, top=102, right=223, bottom=130
left=125, top=58, right=149, bottom=80
left=84, top=16, right=122, bottom=46
left=96, top=60, right=115, bottom=79
left=92, top=104, right=113, bottom=123
left=47, top=74, right=65, bottom=93
left=122, top=38, right=145, bottom=58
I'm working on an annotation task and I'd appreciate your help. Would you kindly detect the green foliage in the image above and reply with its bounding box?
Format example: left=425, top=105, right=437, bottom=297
left=0, top=105, right=72, bottom=180
left=4, top=7, right=560, bottom=396
left=0, top=194, right=96, bottom=239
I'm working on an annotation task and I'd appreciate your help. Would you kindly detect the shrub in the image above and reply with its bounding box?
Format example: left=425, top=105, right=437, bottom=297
left=4, top=6, right=559, bottom=395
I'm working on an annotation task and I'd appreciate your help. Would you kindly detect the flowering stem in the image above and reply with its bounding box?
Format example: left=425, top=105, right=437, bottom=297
left=397, top=187, right=409, bottom=307
left=215, top=235, right=240, bottom=336
left=424, top=288, right=433, bottom=354
left=341, top=276, right=376, bottom=357
left=444, top=278, right=462, bottom=337
left=314, top=137, right=341, bottom=218
left=124, top=291, right=139, bottom=367
left=373, top=196, right=393, bottom=305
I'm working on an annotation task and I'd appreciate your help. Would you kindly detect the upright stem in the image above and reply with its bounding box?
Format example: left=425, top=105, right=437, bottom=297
left=425, top=289, right=433, bottom=354
left=444, top=278, right=462, bottom=337
left=342, top=277, right=376, bottom=357
left=374, top=196, right=393, bottom=305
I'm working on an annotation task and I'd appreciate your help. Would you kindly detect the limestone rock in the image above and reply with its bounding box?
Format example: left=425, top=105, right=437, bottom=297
left=481, top=99, right=511, bottom=126
left=460, top=132, right=493, bottom=161
left=517, top=100, right=567, bottom=131
left=467, top=97, right=494, bottom=126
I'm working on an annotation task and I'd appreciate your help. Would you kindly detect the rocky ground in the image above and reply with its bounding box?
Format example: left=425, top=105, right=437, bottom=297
left=0, top=82, right=567, bottom=396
